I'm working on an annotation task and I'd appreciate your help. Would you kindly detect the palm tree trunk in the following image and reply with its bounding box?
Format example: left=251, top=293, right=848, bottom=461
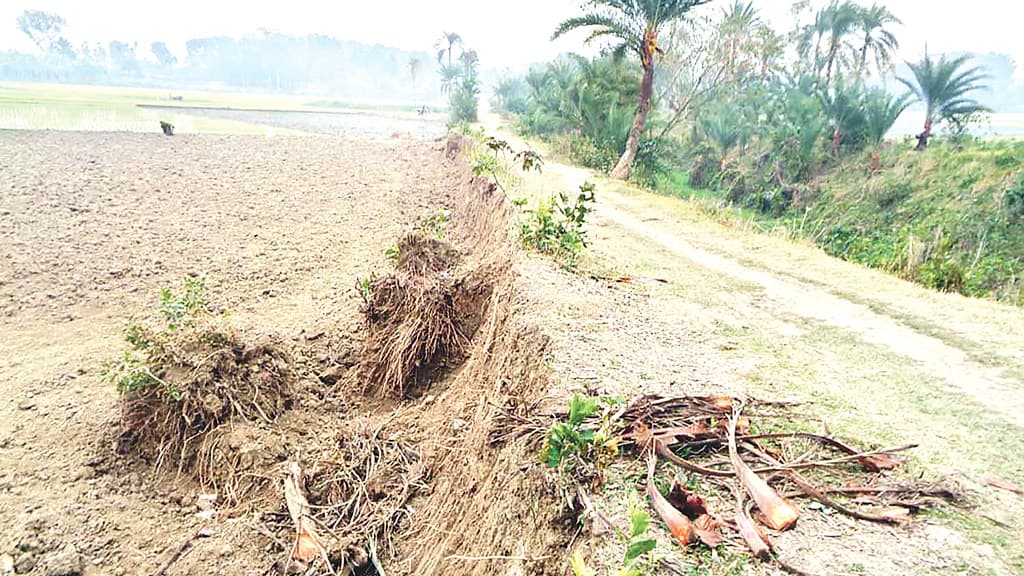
left=826, top=42, right=837, bottom=86
left=611, top=63, right=654, bottom=180
left=859, top=38, right=869, bottom=76
left=916, top=117, right=932, bottom=151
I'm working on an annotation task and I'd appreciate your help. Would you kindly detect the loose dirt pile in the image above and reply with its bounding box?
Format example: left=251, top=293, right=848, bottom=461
left=117, top=322, right=293, bottom=472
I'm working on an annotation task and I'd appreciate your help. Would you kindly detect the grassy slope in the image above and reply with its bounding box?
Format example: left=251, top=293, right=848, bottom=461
left=801, top=140, right=1024, bottom=303
left=656, top=139, right=1024, bottom=305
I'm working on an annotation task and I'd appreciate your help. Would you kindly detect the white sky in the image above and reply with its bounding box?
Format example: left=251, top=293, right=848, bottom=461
left=1, top=0, right=1020, bottom=75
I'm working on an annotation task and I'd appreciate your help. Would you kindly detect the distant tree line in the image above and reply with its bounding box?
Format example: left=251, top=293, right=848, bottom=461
left=1, top=10, right=442, bottom=101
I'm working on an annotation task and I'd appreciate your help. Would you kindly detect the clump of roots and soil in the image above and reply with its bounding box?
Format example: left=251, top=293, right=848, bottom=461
left=260, top=417, right=430, bottom=575
left=355, top=232, right=493, bottom=398
left=353, top=164, right=514, bottom=399
left=107, top=277, right=294, bottom=501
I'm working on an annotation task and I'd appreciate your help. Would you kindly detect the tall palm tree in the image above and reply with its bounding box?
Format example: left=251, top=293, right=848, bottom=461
left=434, top=32, right=462, bottom=67
left=408, top=57, right=422, bottom=90
left=718, top=1, right=762, bottom=82
left=899, top=52, right=990, bottom=149
left=820, top=1, right=860, bottom=86
left=856, top=4, right=901, bottom=78
left=553, top=0, right=713, bottom=180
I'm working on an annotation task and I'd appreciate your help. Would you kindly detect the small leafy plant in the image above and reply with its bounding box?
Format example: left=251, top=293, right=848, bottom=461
left=103, top=275, right=210, bottom=396
left=420, top=209, right=451, bottom=239
left=158, top=274, right=208, bottom=330
left=520, top=181, right=597, bottom=269
left=515, top=149, right=545, bottom=173
left=570, top=500, right=657, bottom=576
left=541, top=394, right=620, bottom=477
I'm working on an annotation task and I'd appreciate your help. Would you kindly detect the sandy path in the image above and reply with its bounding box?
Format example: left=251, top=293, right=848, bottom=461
left=601, top=181, right=1023, bottom=428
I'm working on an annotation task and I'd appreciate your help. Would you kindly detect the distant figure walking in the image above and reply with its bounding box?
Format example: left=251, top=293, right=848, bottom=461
left=417, top=106, right=427, bottom=116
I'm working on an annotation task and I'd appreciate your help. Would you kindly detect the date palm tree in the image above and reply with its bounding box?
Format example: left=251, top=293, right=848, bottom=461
left=856, top=4, right=901, bottom=78
left=798, top=1, right=860, bottom=86
left=899, top=52, right=990, bottom=149
left=553, top=0, right=713, bottom=180
left=862, top=87, right=910, bottom=170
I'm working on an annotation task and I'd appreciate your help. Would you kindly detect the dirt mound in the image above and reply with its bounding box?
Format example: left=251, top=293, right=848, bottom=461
left=372, top=164, right=572, bottom=575
left=117, top=322, right=294, bottom=481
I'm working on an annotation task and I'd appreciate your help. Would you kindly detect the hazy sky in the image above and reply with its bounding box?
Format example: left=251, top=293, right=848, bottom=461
left=1, top=0, right=1021, bottom=76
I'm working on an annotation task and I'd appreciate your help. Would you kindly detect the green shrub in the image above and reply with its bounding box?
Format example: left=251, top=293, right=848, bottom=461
left=103, top=275, right=210, bottom=396
left=561, top=133, right=618, bottom=173
left=449, top=74, right=480, bottom=124
left=876, top=180, right=913, bottom=209
left=520, top=182, right=597, bottom=269
left=632, top=137, right=683, bottom=190
left=918, top=257, right=967, bottom=294
left=1006, top=175, right=1024, bottom=219
left=540, top=394, right=619, bottom=477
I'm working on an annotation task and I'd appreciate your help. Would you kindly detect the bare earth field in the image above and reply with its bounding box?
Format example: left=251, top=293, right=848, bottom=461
left=2, top=118, right=1023, bottom=576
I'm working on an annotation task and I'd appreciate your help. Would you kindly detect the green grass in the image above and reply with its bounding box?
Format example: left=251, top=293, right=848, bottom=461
left=0, top=82, right=311, bottom=134
left=798, top=140, right=1024, bottom=303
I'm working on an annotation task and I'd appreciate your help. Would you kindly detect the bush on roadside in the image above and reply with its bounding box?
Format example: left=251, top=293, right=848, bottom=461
left=520, top=181, right=597, bottom=269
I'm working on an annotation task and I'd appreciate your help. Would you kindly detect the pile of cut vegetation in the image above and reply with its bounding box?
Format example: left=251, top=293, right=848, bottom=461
left=500, top=393, right=966, bottom=575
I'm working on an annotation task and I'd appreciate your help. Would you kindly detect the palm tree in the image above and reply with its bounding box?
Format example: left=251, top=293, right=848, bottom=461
left=459, top=48, right=479, bottom=76
left=899, top=52, right=990, bottom=149
left=861, top=88, right=910, bottom=170
left=434, top=32, right=462, bottom=67
left=820, top=1, right=860, bottom=86
left=856, top=4, right=901, bottom=78
left=862, top=88, right=909, bottom=147
left=553, top=0, right=713, bottom=180
left=439, top=63, right=461, bottom=95
left=408, top=57, right=422, bottom=90
left=718, top=1, right=762, bottom=82
left=798, top=1, right=860, bottom=86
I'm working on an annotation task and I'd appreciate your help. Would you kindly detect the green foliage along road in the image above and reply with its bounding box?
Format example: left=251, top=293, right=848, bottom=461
left=493, top=0, right=1023, bottom=305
